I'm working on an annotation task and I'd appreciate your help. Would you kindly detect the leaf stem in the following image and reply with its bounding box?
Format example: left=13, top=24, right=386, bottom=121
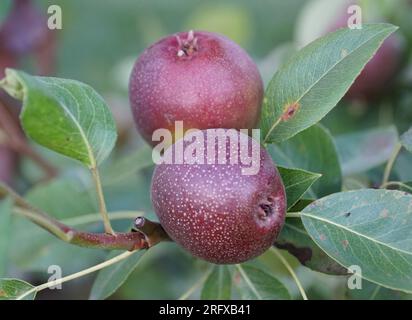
left=13, top=206, right=148, bottom=250
left=380, top=181, right=412, bottom=193
left=0, top=183, right=167, bottom=251
left=17, top=250, right=136, bottom=300
left=90, top=166, right=115, bottom=235
left=381, top=142, right=402, bottom=188
left=270, top=247, right=308, bottom=300
left=286, top=212, right=302, bottom=218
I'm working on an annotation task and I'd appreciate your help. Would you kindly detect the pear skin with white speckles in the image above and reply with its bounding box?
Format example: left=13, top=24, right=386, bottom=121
left=129, top=31, right=263, bottom=146
left=151, top=130, right=286, bottom=264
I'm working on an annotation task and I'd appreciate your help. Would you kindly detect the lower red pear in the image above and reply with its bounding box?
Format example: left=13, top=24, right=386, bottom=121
left=151, top=129, right=286, bottom=264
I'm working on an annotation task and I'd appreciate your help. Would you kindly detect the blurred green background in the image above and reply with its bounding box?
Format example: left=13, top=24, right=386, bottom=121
left=32, top=0, right=304, bottom=92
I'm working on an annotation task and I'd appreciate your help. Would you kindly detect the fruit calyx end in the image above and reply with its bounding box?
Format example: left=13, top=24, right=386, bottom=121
left=257, top=196, right=276, bottom=220
left=176, top=30, right=198, bottom=57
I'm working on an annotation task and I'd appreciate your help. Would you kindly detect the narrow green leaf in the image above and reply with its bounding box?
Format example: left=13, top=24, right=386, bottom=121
left=237, top=265, right=290, bottom=300
left=275, top=218, right=347, bottom=275
left=0, top=69, right=117, bottom=167
left=201, top=266, right=232, bottom=300
left=262, top=23, right=398, bottom=143
left=0, top=279, right=35, bottom=300
left=10, top=177, right=104, bottom=272
left=278, top=166, right=321, bottom=209
left=301, top=189, right=412, bottom=293
left=102, top=144, right=154, bottom=186
left=25, top=177, right=98, bottom=219
left=288, top=198, right=314, bottom=212
left=0, top=198, right=12, bottom=277
left=401, top=127, right=412, bottom=154
left=90, top=250, right=145, bottom=300
left=269, top=124, right=342, bottom=197
left=336, top=126, right=399, bottom=176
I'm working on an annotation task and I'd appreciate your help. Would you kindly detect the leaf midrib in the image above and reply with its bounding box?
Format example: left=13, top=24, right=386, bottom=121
left=237, top=265, right=263, bottom=300
left=285, top=175, right=320, bottom=190
left=301, top=211, right=412, bottom=256
left=91, top=251, right=144, bottom=299
left=49, top=81, right=96, bottom=168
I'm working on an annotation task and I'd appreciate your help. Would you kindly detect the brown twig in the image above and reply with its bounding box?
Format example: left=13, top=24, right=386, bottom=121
left=134, top=216, right=171, bottom=246
left=0, top=182, right=169, bottom=251
left=0, top=96, right=58, bottom=180
left=90, top=166, right=115, bottom=235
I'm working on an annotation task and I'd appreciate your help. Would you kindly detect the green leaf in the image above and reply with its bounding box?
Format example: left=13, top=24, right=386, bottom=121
left=301, top=189, right=412, bottom=293
left=395, top=152, right=412, bottom=182
left=236, top=265, right=290, bottom=300
left=25, top=176, right=98, bottom=219
left=10, top=177, right=105, bottom=272
left=0, top=198, right=12, bottom=277
left=0, top=279, right=35, bottom=300
left=261, top=23, right=398, bottom=143
left=0, top=69, right=117, bottom=168
left=278, top=166, right=321, bottom=209
left=401, top=127, right=412, bottom=154
left=347, top=280, right=412, bottom=300
left=201, top=266, right=232, bottom=300
left=201, top=265, right=232, bottom=300
left=336, top=126, right=399, bottom=176
left=275, top=218, right=347, bottom=275
left=90, top=250, right=145, bottom=300
left=102, top=144, right=154, bottom=186
left=288, top=198, right=314, bottom=211
left=269, top=124, right=342, bottom=197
